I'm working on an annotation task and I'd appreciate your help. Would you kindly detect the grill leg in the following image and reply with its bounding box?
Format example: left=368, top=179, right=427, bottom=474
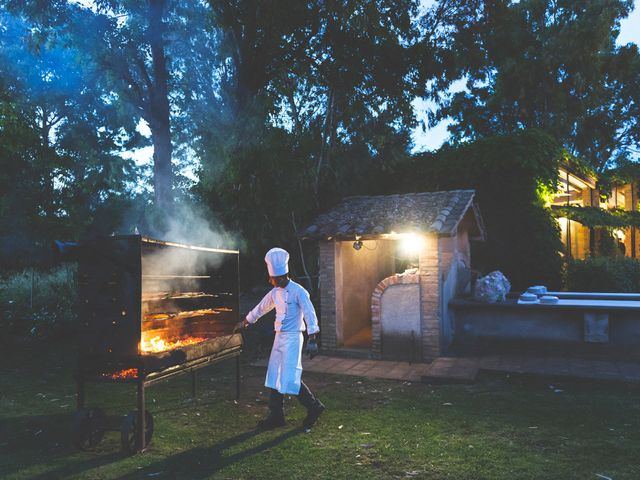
left=235, top=354, right=241, bottom=400
left=191, top=371, right=198, bottom=398
left=137, top=378, right=145, bottom=452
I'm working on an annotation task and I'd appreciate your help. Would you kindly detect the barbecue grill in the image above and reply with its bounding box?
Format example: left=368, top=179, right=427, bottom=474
left=65, top=235, right=242, bottom=454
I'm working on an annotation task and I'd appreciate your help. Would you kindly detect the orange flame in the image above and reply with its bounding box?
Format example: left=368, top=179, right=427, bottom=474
left=107, top=368, right=138, bottom=379
left=140, top=335, right=207, bottom=353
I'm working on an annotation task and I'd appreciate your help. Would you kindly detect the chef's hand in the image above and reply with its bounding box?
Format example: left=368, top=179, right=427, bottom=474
left=234, top=319, right=249, bottom=332
left=305, top=335, right=319, bottom=360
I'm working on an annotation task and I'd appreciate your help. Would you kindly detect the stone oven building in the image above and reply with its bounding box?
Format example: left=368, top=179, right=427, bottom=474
left=302, top=190, right=485, bottom=362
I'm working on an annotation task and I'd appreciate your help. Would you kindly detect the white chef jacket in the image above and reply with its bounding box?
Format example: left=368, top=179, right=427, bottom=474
left=245, top=279, right=319, bottom=334
left=245, top=279, right=319, bottom=394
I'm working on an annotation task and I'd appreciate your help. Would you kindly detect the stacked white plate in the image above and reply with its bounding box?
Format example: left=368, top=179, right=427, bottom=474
left=539, top=295, right=559, bottom=305
left=526, top=285, right=547, bottom=295
left=518, top=292, right=539, bottom=304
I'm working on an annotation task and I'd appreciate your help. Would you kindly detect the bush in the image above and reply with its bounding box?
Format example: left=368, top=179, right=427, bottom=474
left=0, top=266, right=77, bottom=339
left=565, top=257, right=640, bottom=292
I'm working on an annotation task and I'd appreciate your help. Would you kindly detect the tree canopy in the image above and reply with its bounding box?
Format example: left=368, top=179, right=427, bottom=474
left=432, top=0, right=640, bottom=172
left=1, top=0, right=639, bottom=283
left=0, top=6, right=142, bottom=265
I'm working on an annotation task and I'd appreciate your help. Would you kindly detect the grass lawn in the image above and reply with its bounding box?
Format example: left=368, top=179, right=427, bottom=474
left=1, top=339, right=639, bottom=480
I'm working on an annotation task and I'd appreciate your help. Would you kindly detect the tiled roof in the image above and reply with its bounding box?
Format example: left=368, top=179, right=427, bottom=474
left=302, top=190, right=484, bottom=239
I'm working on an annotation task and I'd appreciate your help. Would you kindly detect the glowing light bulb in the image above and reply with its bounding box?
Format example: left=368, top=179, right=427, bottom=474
left=399, top=233, right=422, bottom=257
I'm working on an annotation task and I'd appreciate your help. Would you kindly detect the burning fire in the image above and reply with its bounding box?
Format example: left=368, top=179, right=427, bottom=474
left=140, top=335, right=207, bottom=353
left=107, top=368, right=138, bottom=379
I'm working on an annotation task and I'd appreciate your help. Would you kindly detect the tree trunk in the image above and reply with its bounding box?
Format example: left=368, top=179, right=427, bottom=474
left=150, top=120, right=173, bottom=211
left=314, top=89, right=335, bottom=205
left=148, top=0, right=173, bottom=212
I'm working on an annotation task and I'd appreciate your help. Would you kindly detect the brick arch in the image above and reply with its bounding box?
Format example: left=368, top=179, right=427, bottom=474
left=370, top=272, right=420, bottom=358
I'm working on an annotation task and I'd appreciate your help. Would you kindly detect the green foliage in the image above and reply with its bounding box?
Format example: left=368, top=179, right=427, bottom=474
left=552, top=205, right=640, bottom=228
left=196, top=0, right=420, bottom=280
left=562, top=151, right=598, bottom=182
left=0, top=266, right=77, bottom=338
left=5, top=0, right=639, bottom=296
left=198, top=127, right=313, bottom=278
left=600, top=159, right=640, bottom=195
left=0, top=7, right=145, bottom=267
left=435, top=0, right=640, bottom=171
left=392, top=129, right=565, bottom=290
left=565, top=256, right=640, bottom=292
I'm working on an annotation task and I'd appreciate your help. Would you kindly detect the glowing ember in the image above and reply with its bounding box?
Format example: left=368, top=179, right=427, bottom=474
left=141, top=291, right=214, bottom=301
left=107, top=368, right=138, bottom=379
left=140, top=335, right=207, bottom=353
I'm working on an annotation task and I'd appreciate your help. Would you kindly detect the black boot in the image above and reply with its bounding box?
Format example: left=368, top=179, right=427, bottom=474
left=297, top=382, right=325, bottom=432
left=257, top=389, right=285, bottom=431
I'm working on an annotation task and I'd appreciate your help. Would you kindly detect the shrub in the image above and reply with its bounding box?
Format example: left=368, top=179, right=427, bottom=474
left=0, top=266, right=77, bottom=339
left=565, top=257, right=640, bottom=292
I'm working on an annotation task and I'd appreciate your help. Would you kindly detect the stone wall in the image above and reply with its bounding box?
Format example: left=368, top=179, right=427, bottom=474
left=418, top=234, right=441, bottom=360
left=318, top=240, right=337, bottom=351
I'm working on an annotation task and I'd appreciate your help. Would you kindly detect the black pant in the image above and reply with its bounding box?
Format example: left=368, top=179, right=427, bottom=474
left=267, top=382, right=319, bottom=417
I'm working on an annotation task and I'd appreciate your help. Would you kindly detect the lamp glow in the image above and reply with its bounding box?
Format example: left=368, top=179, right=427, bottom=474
left=399, top=233, right=422, bottom=257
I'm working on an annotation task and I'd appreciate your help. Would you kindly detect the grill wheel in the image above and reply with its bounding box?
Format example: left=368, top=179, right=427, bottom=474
left=121, top=410, right=154, bottom=454
left=71, top=407, right=106, bottom=450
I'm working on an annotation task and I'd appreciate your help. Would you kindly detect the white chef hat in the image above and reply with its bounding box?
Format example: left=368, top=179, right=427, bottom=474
left=265, top=247, right=289, bottom=277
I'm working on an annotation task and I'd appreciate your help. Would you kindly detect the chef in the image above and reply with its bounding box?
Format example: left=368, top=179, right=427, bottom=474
left=236, top=247, right=325, bottom=432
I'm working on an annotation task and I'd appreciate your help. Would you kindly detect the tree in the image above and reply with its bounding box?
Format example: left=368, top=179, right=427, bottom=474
left=194, top=0, right=426, bottom=281
left=73, top=0, right=175, bottom=213
left=0, top=6, right=142, bottom=266
left=429, top=0, right=640, bottom=171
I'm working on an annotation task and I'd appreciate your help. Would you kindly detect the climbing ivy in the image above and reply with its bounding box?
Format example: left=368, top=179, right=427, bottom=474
left=551, top=205, right=640, bottom=229
left=562, top=153, right=598, bottom=184
left=595, top=160, right=640, bottom=202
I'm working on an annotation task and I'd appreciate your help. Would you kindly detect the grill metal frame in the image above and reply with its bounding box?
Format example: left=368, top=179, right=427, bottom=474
left=77, top=235, right=240, bottom=356
left=71, top=235, right=243, bottom=454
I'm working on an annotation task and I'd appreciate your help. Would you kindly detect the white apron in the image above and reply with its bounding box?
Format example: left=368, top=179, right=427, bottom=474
left=265, top=331, right=303, bottom=395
